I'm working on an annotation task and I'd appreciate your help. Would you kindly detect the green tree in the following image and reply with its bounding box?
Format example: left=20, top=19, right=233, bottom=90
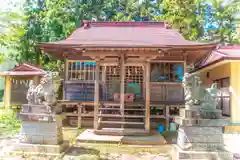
left=208, top=0, right=240, bottom=44
left=153, top=0, right=205, bottom=40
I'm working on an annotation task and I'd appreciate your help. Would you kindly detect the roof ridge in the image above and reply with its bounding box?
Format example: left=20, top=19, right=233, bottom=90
left=82, top=20, right=168, bottom=28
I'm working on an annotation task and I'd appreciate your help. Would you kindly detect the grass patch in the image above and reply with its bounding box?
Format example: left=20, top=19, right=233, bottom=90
left=0, top=108, right=20, bottom=137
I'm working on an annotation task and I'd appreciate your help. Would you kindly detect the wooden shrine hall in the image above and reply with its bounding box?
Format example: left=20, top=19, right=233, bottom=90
left=39, top=21, right=217, bottom=135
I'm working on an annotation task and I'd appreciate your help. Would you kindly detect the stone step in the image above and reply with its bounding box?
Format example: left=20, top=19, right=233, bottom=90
left=12, top=141, right=69, bottom=155
left=99, top=121, right=144, bottom=125
left=22, top=104, right=51, bottom=114
left=174, top=117, right=229, bottom=127
left=178, top=126, right=223, bottom=135
left=177, top=129, right=224, bottom=144
left=178, top=142, right=226, bottom=152
left=174, top=145, right=233, bottom=160
left=180, top=108, right=222, bottom=119
left=94, top=128, right=148, bottom=136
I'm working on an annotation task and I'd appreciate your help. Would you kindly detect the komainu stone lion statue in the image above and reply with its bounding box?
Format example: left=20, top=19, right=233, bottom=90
left=183, top=73, right=220, bottom=109
left=26, top=73, right=57, bottom=105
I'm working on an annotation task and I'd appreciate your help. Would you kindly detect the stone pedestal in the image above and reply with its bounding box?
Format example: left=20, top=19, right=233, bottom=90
left=12, top=103, right=68, bottom=155
left=174, top=107, right=232, bottom=160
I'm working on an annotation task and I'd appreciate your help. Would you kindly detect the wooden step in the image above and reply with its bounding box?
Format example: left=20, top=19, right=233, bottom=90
left=99, top=121, right=144, bottom=125
left=98, top=114, right=145, bottom=118
left=99, top=108, right=145, bottom=111
left=94, top=128, right=148, bottom=136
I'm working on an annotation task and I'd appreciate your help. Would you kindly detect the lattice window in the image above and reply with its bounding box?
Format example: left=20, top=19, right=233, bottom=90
left=100, top=65, right=120, bottom=101
left=150, top=62, right=184, bottom=82
left=124, top=66, right=144, bottom=100
left=67, top=61, right=96, bottom=81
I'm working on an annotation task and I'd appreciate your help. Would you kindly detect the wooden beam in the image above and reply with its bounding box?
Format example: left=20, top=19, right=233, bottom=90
left=4, top=76, right=12, bottom=107
left=145, top=61, right=151, bottom=134
left=94, top=58, right=100, bottom=130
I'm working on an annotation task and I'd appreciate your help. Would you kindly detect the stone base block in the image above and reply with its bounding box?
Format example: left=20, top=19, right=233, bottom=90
left=11, top=141, right=69, bottom=155
left=180, top=108, right=222, bottom=119
left=178, top=142, right=225, bottom=152
left=173, top=145, right=233, bottom=160
left=175, top=116, right=229, bottom=127
left=179, top=126, right=223, bottom=135
left=178, top=128, right=224, bottom=144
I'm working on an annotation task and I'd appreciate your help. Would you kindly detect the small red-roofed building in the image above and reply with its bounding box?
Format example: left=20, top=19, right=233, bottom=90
left=0, top=63, right=46, bottom=106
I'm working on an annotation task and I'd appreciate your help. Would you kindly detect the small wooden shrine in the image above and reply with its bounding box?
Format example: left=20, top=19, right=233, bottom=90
left=39, top=21, right=217, bottom=135
left=0, top=63, right=46, bottom=106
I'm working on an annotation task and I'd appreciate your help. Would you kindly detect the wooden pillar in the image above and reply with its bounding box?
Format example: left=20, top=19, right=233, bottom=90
left=94, top=58, right=100, bottom=130
left=120, top=54, right=125, bottom=115
left=4, top=76, right=12, bottom=107
left=77, top=104, right=82, bottom=129
left=165, top=105, right=170, bottom=131
left=145, top=61, right=150, bottom=133
left=120, top=54, right=125, bottom=127
left=63, top=58, right=68, bottom=100
left=33, top=76, right=39, bottom=85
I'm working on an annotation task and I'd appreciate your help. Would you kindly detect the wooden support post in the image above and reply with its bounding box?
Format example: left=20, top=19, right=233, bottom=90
left=4, top=76, right=12, bottom=107
left=120, top=54, right=125, bottom=128
left=77, top=104, right=82, bottom=129
left=63, top=58, right=68, bottom=100
left=33, top=76, right=40, bottom=85
left=94, top=59, right=100, bottom=130
left=165, top=105, right=170, bottom=131
left=145, top=61, right=150, bottom=133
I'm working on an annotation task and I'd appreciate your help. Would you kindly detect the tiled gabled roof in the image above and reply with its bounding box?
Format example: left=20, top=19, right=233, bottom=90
left=194, top=45, right=240, bottom=71
left=39, top=21, right=217, bottom=48
left=0, top=63, right=46, bottom=76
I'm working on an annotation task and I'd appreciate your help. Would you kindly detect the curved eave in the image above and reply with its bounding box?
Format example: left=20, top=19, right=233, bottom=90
left=38, top=42, right=217, bottom=49
left=38, top=42, right=218, bottom=63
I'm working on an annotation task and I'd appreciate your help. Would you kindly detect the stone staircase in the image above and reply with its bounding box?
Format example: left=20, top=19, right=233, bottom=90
left=174, top=106, right=232, bottom=160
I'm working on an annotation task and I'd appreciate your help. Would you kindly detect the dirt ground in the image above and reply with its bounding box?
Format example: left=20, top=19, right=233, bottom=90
left=0, top=128, right=175, bottom=160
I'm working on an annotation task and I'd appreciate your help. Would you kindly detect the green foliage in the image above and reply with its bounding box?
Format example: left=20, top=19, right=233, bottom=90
left=154, top=0, right=240, bottom=43
left=208, top=0, right=240, bottom=44
left=0, top=108, right=21, bottom=136
left=154, top=0, right=206, bottom=40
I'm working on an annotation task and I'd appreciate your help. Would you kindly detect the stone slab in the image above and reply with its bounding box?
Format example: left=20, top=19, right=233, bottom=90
left=180, top=108, right=222, bottom=119
left=21, top=104, right=50, bottom=114
left=174, top=116, right=229, bottom=127
left=177, top=129, right=224, bottom=143
left=19, top=114, right=56, bottom=122
left=11, top=141, right=69, bottom=155
left=179, top=126, right=223, bottom=135
left=77, top=129, right=167, bottom=145
left=19, top=121, right=63, bottom=145
left=174, top=145, right=233, bottom=160
left=179, top=142, right=225, bottom=152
